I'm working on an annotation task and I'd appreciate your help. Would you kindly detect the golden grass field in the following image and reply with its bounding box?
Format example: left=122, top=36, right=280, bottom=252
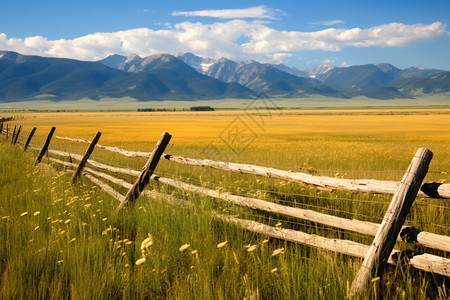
left=6, top=108, right=450, bottom=181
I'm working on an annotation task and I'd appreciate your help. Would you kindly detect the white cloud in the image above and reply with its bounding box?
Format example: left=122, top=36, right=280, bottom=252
left=172, top=5, right=279, bottom=19
left=310, top=20, right=345, bottom=26
left=0, top=21, right=448, bottom=64
left=340, top=61, right=349, bottom=67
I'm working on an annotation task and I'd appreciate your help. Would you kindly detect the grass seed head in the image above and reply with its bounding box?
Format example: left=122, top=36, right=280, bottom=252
left=271, top=248, right=285, bottom=256
left=247, top=245, right=257, bottom=252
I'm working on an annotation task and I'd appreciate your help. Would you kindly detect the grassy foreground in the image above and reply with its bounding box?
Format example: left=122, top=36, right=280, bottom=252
left=0, top=109, right=449, bottom=298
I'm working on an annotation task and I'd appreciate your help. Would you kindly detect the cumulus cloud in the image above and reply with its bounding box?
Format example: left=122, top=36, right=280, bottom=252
left=0, top=21, right=448, bottom=63
left=172, top=5, right=279, bottom=19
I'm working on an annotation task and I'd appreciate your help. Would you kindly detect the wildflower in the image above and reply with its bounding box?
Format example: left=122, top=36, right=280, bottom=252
left=270, top=268, right=278, bottom=273
left=275, top=222, right=282, bottom=227
left=135, top=258, right=146, bottom=265
left=217, top=241, right=228, bottom=249
left=56, top=260, right=64, bottom=264
left=179, top=244, right=190, bottom=252
left=33, top=211, right=40, bottom=216
left=247, top=245, right=257, bottom=252
left=102, top=218, right=107, bottom=222
left=261, top=239, right=269, bottom=244
left=20, top=212, right=28, bottom=217
left=126, top=241, right=133, bottom=245
left=191, top=250, right=198, bottom=255
left=64, top=219, right=71, bottom=224
left=69, top=238, right=76, bottom=243
left=34, top=225, right=40, bottom=230
left=2, top=216, right=9, bottom=220
left=140, top=235, right=153, bottom=250
left=124, top=264, right=129, bottom=268
left=271, top=248, right=285, bottom=256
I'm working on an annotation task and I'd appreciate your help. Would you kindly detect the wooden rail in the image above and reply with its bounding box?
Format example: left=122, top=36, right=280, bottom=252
left=54, top=135, right=450, bottom=198
left=218, top=215, right=449, bottom=277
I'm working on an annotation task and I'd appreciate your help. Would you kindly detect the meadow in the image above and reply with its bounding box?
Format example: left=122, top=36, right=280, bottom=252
left=0, top=108, right=449, bottom=298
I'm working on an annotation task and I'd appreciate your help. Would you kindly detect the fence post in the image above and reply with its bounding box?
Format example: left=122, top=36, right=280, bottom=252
left=72, top=131, right=102, bottom=182
left=0, top=122, right=3, bottom=135
left=10, top=126, right=17, bottom=144
left=24, top=127, right=37, bottom=151
left=13, top=125, right=22, bottom=144
left=35, top=127, right=56, bottom=165
left=117, top=131, right=172, bottom=211
left=349, top=148, right=433, bottom=297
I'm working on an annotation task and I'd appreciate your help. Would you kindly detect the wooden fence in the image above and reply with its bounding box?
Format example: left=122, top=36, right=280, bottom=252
left=1, top=123, right=449, bottom=295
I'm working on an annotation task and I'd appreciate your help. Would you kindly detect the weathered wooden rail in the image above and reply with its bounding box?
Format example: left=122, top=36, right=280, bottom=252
left=55, top=135, right=450, bottom=198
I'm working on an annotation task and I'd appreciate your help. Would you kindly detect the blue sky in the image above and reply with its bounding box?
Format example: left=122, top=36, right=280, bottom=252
left=1, top=0, right=450, bottom=70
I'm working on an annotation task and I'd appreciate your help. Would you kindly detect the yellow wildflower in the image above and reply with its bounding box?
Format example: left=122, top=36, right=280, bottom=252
left=135, top=258, right=146, bottom=265
left=217, top=241, right=228, bottom=248
left=33, top=211, right=40, bottom=216
left=179, top=244, right=190, bottom=252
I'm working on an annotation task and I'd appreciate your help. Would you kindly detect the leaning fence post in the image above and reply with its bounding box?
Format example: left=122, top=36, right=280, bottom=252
left=24, top=127, right=37, bottom=151
left=10, top=125, right=17, bottom=144
left=117, top=131, right=172, bottom=211
left=13, top=125, right=22, bottom=144
left=35, top=127, right=56, bottom=165
left=73, top=131, right=102, bottom=182
left=349, top=148, right=433, bottom=297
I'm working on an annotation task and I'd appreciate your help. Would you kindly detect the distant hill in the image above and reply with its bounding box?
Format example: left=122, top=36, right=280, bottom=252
left=0, top=51, right=254, bottom=101
left=315, top=63, right=401, bottom=91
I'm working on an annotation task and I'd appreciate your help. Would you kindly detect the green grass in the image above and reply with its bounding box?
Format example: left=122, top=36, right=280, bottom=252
left=0, top=94, right=449, bottom=112
left=0, top=131, right=449, bottom=299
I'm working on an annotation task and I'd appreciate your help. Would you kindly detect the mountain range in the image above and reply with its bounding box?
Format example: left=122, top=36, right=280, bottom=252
left=0, top=50, right=449, bottom=102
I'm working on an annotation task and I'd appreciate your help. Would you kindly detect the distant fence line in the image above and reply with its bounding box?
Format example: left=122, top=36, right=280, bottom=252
left=1, top=124, right=449, bottom=293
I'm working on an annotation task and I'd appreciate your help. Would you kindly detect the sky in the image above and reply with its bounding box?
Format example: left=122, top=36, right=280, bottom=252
left=1, top=0, right=450, bottom=70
